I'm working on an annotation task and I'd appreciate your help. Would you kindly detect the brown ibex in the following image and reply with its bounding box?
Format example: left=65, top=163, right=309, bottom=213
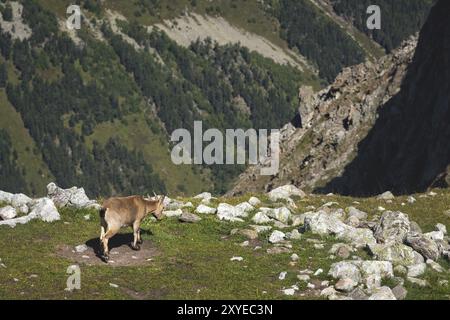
left=99, top=194, right=165, bottom=262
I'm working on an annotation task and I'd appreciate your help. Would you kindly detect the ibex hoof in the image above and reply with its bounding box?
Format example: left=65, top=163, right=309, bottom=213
left=131, top=244, right=141, bottom=251
left=137, top=239, right=143, bottom=245
left=101, top=255, right=109, bottom=263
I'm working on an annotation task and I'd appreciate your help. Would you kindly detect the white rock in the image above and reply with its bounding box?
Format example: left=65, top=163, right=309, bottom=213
left=266, top=207, right=291, bottom=224
left=424, top=231, right=444, bottom=241
left=407, top=263, right=426, bottom=277
left=278, top=272, right=287, bottom=280
left=314, top=268, right=323, bottom=276
left=195, top=204, right=217, bottom=215
left=230, top=256, right=243, bottom=262
left=321, top=286, right=338, bottom=297
left=193, top=192, right=212, bottom=201
left=109, top=283, right=119, bottom=288
left=217, top=203, right=244, bottom=222
left=407, top=196, right=416, bottom=204
left=47, top=182, right=97, bottom=209
left=286, top=229, right=302, bottom=240
left=11, top=193, right=32, bottom=209
left=0, top=206, right=17, bottom=220
left=368, top=286, right=396, bottom=300
left=252, top=212, right=272, bottom=224
left=291, top=253, right=299, bottom=262
left=435, top=223, right=447, bottom=235
left=297, top=274, right=310, bottom=282
left=235, top=202, right=254, bottom=214
left=269, top=230, right=286, bottom=244
left=328, top=261, right=361, bottom=283
left=347, top=207, right=368, bottom=220
left=267, top=185, right=305, bottom=202
left=335, top=278, right=358, bottom=292
left=377, top=191, right=395, bottom=201
left=75, top=244, right=88, bottom=253
left=183, top=202, right=194, bottom=208
left=426, top=259, right=444, bottom=273
left=0, top=190, right=13, bottom=203
left=163, top=209, right=183, bottom=217
left=30, top=198, right=60, bottom=223
left=374, top=211, right=410, bottom=244
left=282, top=288, right=295, bottom=296
left=307, top=283, right=316, bottom=289
left=248, top=197, right=261, bottom=207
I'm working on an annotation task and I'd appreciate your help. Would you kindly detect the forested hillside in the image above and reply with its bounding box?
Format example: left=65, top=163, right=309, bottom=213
left=330, top=0, right=435, bottom=52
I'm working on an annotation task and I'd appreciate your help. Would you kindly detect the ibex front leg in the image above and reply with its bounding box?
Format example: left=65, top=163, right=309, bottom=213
left=131, top=221, right=141, bottom=251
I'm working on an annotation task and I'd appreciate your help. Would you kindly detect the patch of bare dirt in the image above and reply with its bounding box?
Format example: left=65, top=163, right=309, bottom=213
left=56, top=233, right=160, bottom=267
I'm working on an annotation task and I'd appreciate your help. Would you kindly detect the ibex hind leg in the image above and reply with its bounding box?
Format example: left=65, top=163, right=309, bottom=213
left=131, top=221, right=142, bottom=251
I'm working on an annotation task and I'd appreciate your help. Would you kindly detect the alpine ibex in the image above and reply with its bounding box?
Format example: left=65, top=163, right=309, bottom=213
left=99, top=194, right=165, bottom=262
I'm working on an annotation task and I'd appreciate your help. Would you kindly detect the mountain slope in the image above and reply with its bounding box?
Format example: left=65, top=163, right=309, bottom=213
left=231, top=0, right=449, bottom=197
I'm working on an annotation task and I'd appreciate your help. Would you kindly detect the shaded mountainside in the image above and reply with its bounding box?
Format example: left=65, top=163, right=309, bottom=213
left=231, top=0, right=449, bottom=197
left=321, top=0, right=450, bottom=196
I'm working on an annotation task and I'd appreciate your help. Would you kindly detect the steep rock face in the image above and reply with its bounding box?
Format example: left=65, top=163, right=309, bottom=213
left=322, top=0, right=450, bottom=195
left=230, top=35, right=417, bottom=195
left=230, top=0, right=449, bottom=196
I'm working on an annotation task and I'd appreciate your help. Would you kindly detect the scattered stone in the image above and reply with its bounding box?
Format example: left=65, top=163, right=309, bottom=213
left=230, top=256, right=243, bottom=262
left=267, top=185, right=305, bottom=202
left=240, top=241, right=249, bottom=247
left=217, top=203, right=245, bottom=222
left=235, top=202, right=255, bottom=215
left=297, top=274, right=310, bottom=282
left=368, top=286, right=396, bottom=300
left=278, top=272, right=287, bottom=280
left=250, top=225, right=272, bottom=233
left=349, top=287, right=368, bottom=300
left=424, top=230, right=445, bottom=241
left=266, top=247, right=291, bottom=255
left=193, top=192, right=212, bottom=201
left=195, top=204, right=217, bottom=214
left=314, top=244, right=325, bottom=250
left=314, top=268, right=324, bottom=276
left=248, top=197, right=261, bottom=207
left=378, top=206, right=386, bottom=212
left=329, top=243, right=352, bottom=259
left=407, top=263, right=426, bottom=277
left=0, top=190, right=13, bottom=203
left=392, top=285, right=407, bottom=300
left=335, top=278, right=357, bottom=292
left=368, top=243, right=417, bottom=266
left=407, top=196, right=416, bottom=204
left=269, top=230, right=286, bottom=244
left=346, top=216, right=360, bottom=228
left=163, top=209, right=183, bottom=218
left=252, top=212, right=272, bottom=224
left=328, top=261, right=361, bottom=283
left=291, top=214, right=305, bottom=227
left=0, top=206, right=17, bottom=220
left=320, top=286, right=338, bottom=298
left=405, top=233, right=440, bottom=261
left=266, top=207, right=291, bottom=224
left=377, top=191, right=395, bottom=201
left=374, top=211, right=410, bottom=244
left=75, top=244, right=88, bottom=253
left=273, top=221, right=290, bottom=229
left=109, top=283, right=119, bottom=288
left=179, top=212, right=201, bottom=223
left=84, top=214, right=91, bottom=221
left=291, top=253, right=299, bottom=262
left=435, top=223, right=447, bottom=235
left=282, top=288, right=295, bottom=296
left=307, top=283, right=315, bottom=290
left=238, top=229, right=259, bottom=240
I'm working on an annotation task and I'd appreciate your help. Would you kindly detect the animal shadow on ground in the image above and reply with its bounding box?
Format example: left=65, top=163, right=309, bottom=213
left=86, top=229, right=154, bottom=258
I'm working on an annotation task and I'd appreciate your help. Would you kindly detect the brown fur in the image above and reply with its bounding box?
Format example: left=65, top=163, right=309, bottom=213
left=99, top=195, right=165, bottom=262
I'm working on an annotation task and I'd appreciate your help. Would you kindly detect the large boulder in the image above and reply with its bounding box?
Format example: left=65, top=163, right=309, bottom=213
left=30, top=198, right=60, bottom=222
left=267, top=185, right=305, bottom=202
left=374, top=211, right=410, bottom=244
left=405, top=233, right=440, bottom=261
left=47, top=183, right=98, bottom=209
left=11, top=193, right=32, bottom=214
left=269, top=230, right=286, bottom=244
left=217, top=203, right=244, bottom=222
left=368, top=243, right=419, bottom=266
left=304, top=210, right=376, bottom=248
left=368, top=287, right=396, bottom=300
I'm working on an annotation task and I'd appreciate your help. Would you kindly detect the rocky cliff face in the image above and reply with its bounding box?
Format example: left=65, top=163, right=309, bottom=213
left=230, top=0, right=449, bottom=196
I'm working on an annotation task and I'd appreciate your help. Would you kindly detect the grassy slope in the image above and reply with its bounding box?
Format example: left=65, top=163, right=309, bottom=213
left=0, top=189, right=449, bottom=300
left=85, top=113, right=212, bottom=196
left=0, top=89, right=54, bottom=195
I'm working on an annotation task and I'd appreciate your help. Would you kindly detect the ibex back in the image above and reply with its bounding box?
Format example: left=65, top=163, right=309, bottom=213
left=99, top=195, right=165, bottom=262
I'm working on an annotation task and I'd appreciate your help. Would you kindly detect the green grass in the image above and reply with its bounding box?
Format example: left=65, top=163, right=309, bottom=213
left=0, top=189, right=449, bottom=299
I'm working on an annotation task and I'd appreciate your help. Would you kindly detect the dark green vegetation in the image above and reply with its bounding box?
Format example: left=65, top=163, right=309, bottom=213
left=0, top=129, right=27, bottom=193
left=330, top=0, right=434, bottom=52
left=0, top=190, right=449, bottom=299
